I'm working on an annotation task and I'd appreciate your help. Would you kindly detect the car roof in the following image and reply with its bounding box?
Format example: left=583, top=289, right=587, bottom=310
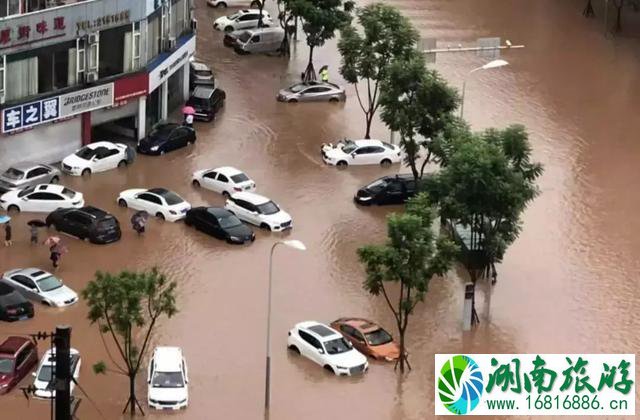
left=230, top=191, right=269, bottom=204
left=153, top=347, right=183, bottom=371
left=147, top=187, right=171, bottom=196
left=77, top=206, right=110, bottom=219
left=296, top=321, right=341, bottom=340
left=7, top=267, right=51, bottom=280
left=32, top=184, right=67, bottom=194
left=190, top=61, right=210, bottom=71
left=338, top=318, right=381, bottom=333
left=214, top=166, right=243, bottom=176
left=6, top=162, right=45, bottom=171
left=0, top=336, right=31, bottom=356
left=352, top=139, right=386, bottom=147
left=86, top=141, right=120, bottom=149
left=203, top=207, right=231, bottom=218
left=238, top=8, right=267, bottom=15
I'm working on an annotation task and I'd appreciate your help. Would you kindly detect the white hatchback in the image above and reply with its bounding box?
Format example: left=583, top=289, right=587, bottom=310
left=192, top=166, right=255, bottom=197
left=148, top=346, right=189, bottom=410
left=287, top=321, right=368, bottom=376
left=0, top=184, right=84, bottom=213
left=33, top=348, right=81, bottom=399
left=224, top=191, right=291, bottom=231
left=62, top=141, right=131, bottom=176
left=213, top=9, right=272, bottom=32
left=117, top=188, right=191, bottom=222
left=321, top=139, right=402, bottom=167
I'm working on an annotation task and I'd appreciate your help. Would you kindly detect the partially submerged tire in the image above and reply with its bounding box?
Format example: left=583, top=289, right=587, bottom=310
left=118, top=199, right=128, bottom=208
left=192, top=180, right=201, bottom=188
left=380, top=159, right=392, bottom=167
left=156, top=212, right=165, bottom=220
left=337, top=161, right=348, bottom=168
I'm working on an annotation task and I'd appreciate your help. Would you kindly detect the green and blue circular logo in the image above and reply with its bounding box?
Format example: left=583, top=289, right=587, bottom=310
left=438, top=355, right=484, bottom=415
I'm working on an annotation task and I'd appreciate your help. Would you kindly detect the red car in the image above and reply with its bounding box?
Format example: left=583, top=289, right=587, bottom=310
left=0, top=337, right=38, bottom=394
left=330, top=318, right=401, bottom=361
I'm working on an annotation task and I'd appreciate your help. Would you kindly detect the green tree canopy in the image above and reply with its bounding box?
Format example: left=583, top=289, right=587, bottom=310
left=358, top=193, right=456, bottom=372
left=82, top=268, right=178, bottom=416
left=338, top=3, right=419, bottom=138
left=378, top=56, right=460, bottom=180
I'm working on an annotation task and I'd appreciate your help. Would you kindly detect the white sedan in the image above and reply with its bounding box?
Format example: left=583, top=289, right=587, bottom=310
left=117, top=188, right=191, bottom=222
left=287, top=321, right=368, bottom=376
left=1, top=268, right=78, bottom=307
left=192, top=166, right=256, bottom=197
left=213, top=9, right=272, bottom=32
left=33, top=348, right=81, bottom=398
left=61, top=141, right=132, bottom=176
left=224, top=191, right=291, bottom=231
left=0, top=184, right=84, bottom=213
left=321, top=139, right=402, bottom=167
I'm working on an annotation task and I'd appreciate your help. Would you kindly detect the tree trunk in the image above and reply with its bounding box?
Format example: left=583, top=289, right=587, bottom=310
left=615, top=0, right=624, bottom=31
left=583, top=0, right=595, bottom=17
left=470, top=270, right=480, bottom=327
left=302, top=46, right=316, bottom=82
left=398, top=326, right=406, bottom=373
left=364, top=113, right=372, bottom=139
left=129, top=374, right=136, bottom=416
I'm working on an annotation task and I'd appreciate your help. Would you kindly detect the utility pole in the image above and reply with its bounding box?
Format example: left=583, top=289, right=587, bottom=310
left=54, top=325, right=72, bottom=420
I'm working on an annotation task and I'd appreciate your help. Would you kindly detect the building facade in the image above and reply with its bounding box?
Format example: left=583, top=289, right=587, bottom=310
left=0, top=0, right=196, bottom=166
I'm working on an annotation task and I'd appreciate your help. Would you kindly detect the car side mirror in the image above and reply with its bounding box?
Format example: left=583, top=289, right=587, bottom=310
left=317, top=348, right=324, bottom=354
left=351, top=153, right=356, bottom=158
left=32, top=372, right=36, bottom=377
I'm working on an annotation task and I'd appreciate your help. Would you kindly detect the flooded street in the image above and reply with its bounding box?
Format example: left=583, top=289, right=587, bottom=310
left=2, top=0, right=640, bottom=418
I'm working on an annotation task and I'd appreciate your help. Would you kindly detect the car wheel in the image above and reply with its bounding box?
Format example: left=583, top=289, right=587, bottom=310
left=156, top=212, right=165, bottom=220
left=118, top=160, right=127, bottom=168
left=288, top=98, right=298, bottom=103
left=222, top=191, right=230, bottom=198
left=260, top=223, right=271, bottom=231
left=323, top=365, right=336, bottom=375
left=7, top=204, right=19, bottom=213
left=192, top=180, right=201, bottom=188
left=216, top=2, right=227, bottom=7
left=288, top=345, right=300, bottom=354
left=380, top=159, right=392, bottom=167
left=224, top=26, right=234, bottom=32
left=336, top=161, right=348, bottom=168
left=50, top=176, right=60, bottom=184
left=329, top=97, right=339, bottom=103
left=160, top=150, right=166, bottom=156
left=188, top=138, right=196, bottom=145
left=118, top=199, right=128, bottom=208
left=81, top=168, right=91, bottom=177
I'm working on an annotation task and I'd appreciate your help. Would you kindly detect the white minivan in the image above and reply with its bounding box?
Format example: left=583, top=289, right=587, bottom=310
left=147, top=347, right=189, bottom=410
left=235, top=27, right=285, bottom=54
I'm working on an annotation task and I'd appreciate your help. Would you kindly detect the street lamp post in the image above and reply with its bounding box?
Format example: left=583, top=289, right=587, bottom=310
left=459, top=59, right=509, bottom=118
left=264, top=239, right=306, bottom=419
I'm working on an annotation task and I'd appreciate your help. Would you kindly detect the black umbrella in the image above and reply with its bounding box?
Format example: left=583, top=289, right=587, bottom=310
left=131, top=211, right=149, bottom=225
left=27, top=219, right=47, bottom=227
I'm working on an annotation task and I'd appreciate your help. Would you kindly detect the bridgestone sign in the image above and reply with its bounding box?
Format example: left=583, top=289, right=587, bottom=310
left=59, top=84, right=114, bottom=117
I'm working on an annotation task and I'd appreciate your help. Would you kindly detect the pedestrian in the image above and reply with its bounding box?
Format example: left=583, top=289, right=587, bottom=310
left=133, top=219, right=145, bottom=235
left=319, top=65, right=329, bottom=83
left=183, top=112, right=194, bottom=129
left=4, top=221, right=12, bottom=246
left=49, top=245, right=61, bottom=270
left=30, top=224, right=38, bottom=245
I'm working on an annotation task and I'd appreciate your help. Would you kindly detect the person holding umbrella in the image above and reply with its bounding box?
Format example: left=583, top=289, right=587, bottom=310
left=182, top=106, right=195, bottom=128
left=1, top=216, right=12, bottom=247
left=27, top=219, right=46, bottom=245
left=131, top=210, right=149, bottom=235
left=44, top=236, right=66, bottom=270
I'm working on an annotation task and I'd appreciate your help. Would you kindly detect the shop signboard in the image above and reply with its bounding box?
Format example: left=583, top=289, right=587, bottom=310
left=148, top=35, right=196, bottom=93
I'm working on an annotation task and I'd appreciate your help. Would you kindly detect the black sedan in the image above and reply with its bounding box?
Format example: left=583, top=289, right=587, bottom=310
left=185, top=207, right=255, bottom=244
left=0, top=283, right=34, bottom=322
left=46, top=206, right=121, bottom=244
left=137, top=123, right=196, bottom=155
left=354, top=174, right=418, bottom=206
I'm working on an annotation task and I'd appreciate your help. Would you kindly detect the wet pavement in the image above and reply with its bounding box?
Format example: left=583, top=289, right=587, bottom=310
left=1, top=0, right=640, bottom=419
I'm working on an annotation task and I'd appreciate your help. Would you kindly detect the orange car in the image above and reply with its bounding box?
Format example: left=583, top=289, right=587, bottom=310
left=330, top=318, right=400, bottom=361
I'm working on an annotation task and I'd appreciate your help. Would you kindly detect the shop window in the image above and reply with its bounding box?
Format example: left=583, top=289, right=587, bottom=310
left=6, top=57, right=38, bottom=101
left=0, top=0, right=20, bottom=18
left=36, top=42, right=75, bottom=93
left=99, top=26, right=130, bottom=78
left=147, top=13, right=161, bottom=61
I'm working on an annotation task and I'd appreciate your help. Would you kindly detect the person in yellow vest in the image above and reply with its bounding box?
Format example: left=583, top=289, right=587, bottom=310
left=319, top=65, right=329, bottom=83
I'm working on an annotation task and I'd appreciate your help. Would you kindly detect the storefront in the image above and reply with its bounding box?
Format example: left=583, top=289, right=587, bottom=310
left=146, top=33, right=194, bottom=130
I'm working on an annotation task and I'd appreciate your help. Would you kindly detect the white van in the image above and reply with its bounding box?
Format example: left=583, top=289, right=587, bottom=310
left=235, top=27, right=285, bottom=54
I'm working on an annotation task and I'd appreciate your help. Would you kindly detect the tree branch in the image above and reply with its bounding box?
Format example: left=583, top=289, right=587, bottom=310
left=102, top=304, right=132, bottom=372
left=379, top=283, right=401, bottom=325
left=353, top=83, right=368, bottom=115
left=133, top=314, right=159, bottom=374
left=97, top=322, right=128, bottom=375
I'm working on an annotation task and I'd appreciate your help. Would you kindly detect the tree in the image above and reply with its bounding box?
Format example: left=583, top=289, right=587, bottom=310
left=358, top=193, right=456, bottom=372
left=378, top=56, right=459, bottom=181
left=426, top=125, right=542, bottom=326
left=82, top=268, right=178, bottom=416
left=338, top=3, right=419, bottom=139
left=277, top=0, right=297, bottom=56
left=257, top=0, right=269, bottom=28
left=285, top=0, right=355, bottom=81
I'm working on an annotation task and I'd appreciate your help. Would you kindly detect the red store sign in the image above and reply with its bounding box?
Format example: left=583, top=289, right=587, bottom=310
left=113, top=73, right=149, bottom=106
left=0, top=16, right=66, bottom=48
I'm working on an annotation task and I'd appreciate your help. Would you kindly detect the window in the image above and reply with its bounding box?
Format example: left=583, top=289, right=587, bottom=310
left=15, top=347, right=29, bottom=367
left=231, top=173, right=249, bottom=183
left=5, top=56, right=38, bottom=101
left=28, top=192, right=62, bottom=200
left=239, top=14, right=257, bottom=21
left=298, top=331, right=321, bottom=349
left=204, top=171, right=218, bottom=180
left=26, top=167, right=48, bottom=179
left=67, top=213, right=90, bottom=225
left=137, top=193, right=162, bottom=205
left=250, top=35, right=260, bottom=43
left=355, top=147, right=371, bottom=155
left=12, top=275, right=36, bottom=289
left=217, top=174, right=229, bottom=183
left=387, top=181, right=403, bottom=193
left=405, top=180, right=416, bottom=193
left=235, top=200, right=254, bottom=211
left=0, top=0, right=20, bottom=18
left=147, top=13, right=161, bottom=60
left=370, top=146, right=385, bottom=154
left=352, top=329, right=366, bottom=342
left=339, top=325, right=355, bottom=336
left=100, top=26, right=129, bottom=78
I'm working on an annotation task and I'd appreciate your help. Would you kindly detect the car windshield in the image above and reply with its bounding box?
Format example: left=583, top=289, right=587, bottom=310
left=289, top=84, right=307, bottom=93
left=366, top=179, right=388, bottom=193
left=2, top=167, right=24, bottom=180
left=148, top=126, right=175, bottom=139
left=61, top=188, right=76, bottom=199
left=218, top=214, right=242, bottom=229
left=160, top=192, right=183, bottom=205
left=323, top=337, right=352, bottom=355
left=36, top=276, right=63, bottom=292
left=256, top=201, right=279, bottom=215
left=75, top=147, right=98, bottom=160
left=341, top=143, right=357, bottom=154
left=17, top=186, right=35, bottom=198
left=37, top=365, right=54, bottom=382
left=231, top=173, right=249, bottom=183
left=0, top=358, right=14, bottom=374
left=97, top=218, right=118, bottom=230
left=152, top=371, right=184, bottom=388
left=365, top=328, right=393, bottom=346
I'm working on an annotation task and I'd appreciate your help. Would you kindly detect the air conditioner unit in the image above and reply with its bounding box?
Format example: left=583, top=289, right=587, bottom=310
left=165, top=37, right=176, bottom=51
left=88, top=33, right=99, bottom=44
left=86, top=72, right=98, bottom=83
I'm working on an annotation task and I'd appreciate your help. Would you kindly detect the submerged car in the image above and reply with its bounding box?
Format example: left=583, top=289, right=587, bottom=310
left=0, top=162, right=60, bottom=195
left=287, top=321, right=368, bottom=376
left=354, top=174, right=419, bottom=206
left=189, top=60, right=216, bottom=90
left=1, top=268, right=78, bottom=307
left=192, top=166, right=255, bottom=196
left=137, top=123, right=196, bottom=155
left=117, top=188, right=191, bottom=222
left=33, top=347, right=81, bottom=399
left=208, top=0, right=263, bottom=7
left=185, top=207, right=255, bottom=244
left=0, top=184, right=84, bottom=213
left=185, top=86, right=226, bottom=122
left=330, top=318, right=400, bottom=361
left=46, top=206, right=121, bottom=244
left=213, top=9, right=272, bottom=32
left=0, top=283, right=34, bottom=322
left=224, top=191, right=292, bottom=231
left=0, top=337, right=38, bottom=394
left=61, top=141, right=133, bottom=176
left=321, top=139, right=401, bottom=167
left=147, top=346, right=189, bottom=410
left=277, top=81, right=346, bottom=103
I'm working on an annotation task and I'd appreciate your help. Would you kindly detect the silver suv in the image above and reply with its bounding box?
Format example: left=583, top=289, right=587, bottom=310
left=0, top=162, right=60, bottom=194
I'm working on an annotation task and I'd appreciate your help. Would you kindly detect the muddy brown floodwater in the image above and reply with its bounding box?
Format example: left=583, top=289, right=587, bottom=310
left=1, top=0, right=640, bottom=419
